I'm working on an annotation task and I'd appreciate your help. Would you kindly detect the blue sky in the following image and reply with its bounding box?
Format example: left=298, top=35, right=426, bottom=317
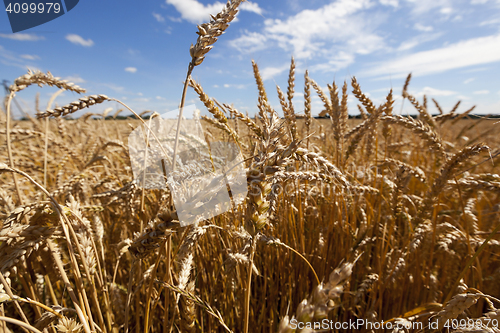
left=1, top=0, right=500, bottom=118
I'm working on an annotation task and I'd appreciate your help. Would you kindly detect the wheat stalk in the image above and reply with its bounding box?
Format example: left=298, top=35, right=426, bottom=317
left=36, top=95, right=110, bottom=118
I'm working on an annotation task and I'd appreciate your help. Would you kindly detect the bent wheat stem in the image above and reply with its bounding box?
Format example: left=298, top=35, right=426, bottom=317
left=0, top=316, right=43, bottom=333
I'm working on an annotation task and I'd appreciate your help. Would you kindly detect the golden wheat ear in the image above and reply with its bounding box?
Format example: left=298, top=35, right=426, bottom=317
left=9, top=69, right=85, bottom=93
left=173, top=0, right=246, bottom=173
left=36, top=95, right=110, bottom=118
left=190, top=0, right=245, bottom=68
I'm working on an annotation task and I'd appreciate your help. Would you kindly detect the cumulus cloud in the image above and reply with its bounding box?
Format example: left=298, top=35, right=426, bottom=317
left=165, top=0, right=227, bottom=24
left=240, top=1, right=263, bottom=15
left=379, top=0, right=399, bottom=7
left=473, top=90, right=490, bottom=94
left=229, top=30, right=268, bottom=53
left=125, top=67, right=137, bottom=73
left=365, top=33, right=500, bottom=78
left=165, top=0, right=263, bottom=23
left=440, top=7, right=452, bottom=14
left=0, top=33, right=44, bottom=41
left=66, top=34, right=94, bottom=47
left=230, top=0, right=384, bottom=71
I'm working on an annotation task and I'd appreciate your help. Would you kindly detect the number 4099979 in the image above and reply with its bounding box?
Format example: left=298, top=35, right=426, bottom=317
left=5, top=2, right=61, bottom=14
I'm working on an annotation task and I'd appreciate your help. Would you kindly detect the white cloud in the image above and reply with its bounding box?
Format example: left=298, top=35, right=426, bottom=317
left=397, top=40, right=419, bottom=51
left=230, top=30, right=268, bottom=53
left=0, top=33, right=44, bottom=41
left=379, top=0, right=399, bottom=7
left=413, top=23, right=433, bottom=32
left=101, top=83, right=125, bottom=93
left=0, top=46, right=19, bottom=67
left=0, top=45, right=39, bottom=69
left=153, top=12, right=165, bottom=22
left=222, top=83, right=246, bottom=89
left=125, top=67, right=137, bottom=73
left=260, top=64, right=290, bottom=81
left=165, top=0, right=262, bottom=24
left=473, top=90, right=490, bottom=94
left=365, top=33, right=500, bottom=78
left=64, top=75, right=86, bottom=84
left=20, top=54, right=39, bottom=60
left=461, top=67, right=489, bottom=73
left=167, top=16, right=183, bottom=23
left=463, top=78, right=475, bottom=84
left=397, top=32, right=442, bottom=51
left=310, top=51, right=355, bottom=72
left=480, top=18, right=500, bottom=26
left=231, top=0, right=384, bottom=68
left=440, top=7, right=452, bottom=14
left=165, top=0, right=225, bottom=24
left=156, top=96, right=166, bottom=100
left=240, top=1, right=263, bottom=14
left=66, top=34, right=94, bottom=47
left=404, top=0, right=453, bottom=15
left=414, top=86, right=457, bottom=97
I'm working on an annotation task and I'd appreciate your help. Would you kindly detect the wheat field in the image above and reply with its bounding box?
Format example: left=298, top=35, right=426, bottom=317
left=1, top=1, right=500, bottom=332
